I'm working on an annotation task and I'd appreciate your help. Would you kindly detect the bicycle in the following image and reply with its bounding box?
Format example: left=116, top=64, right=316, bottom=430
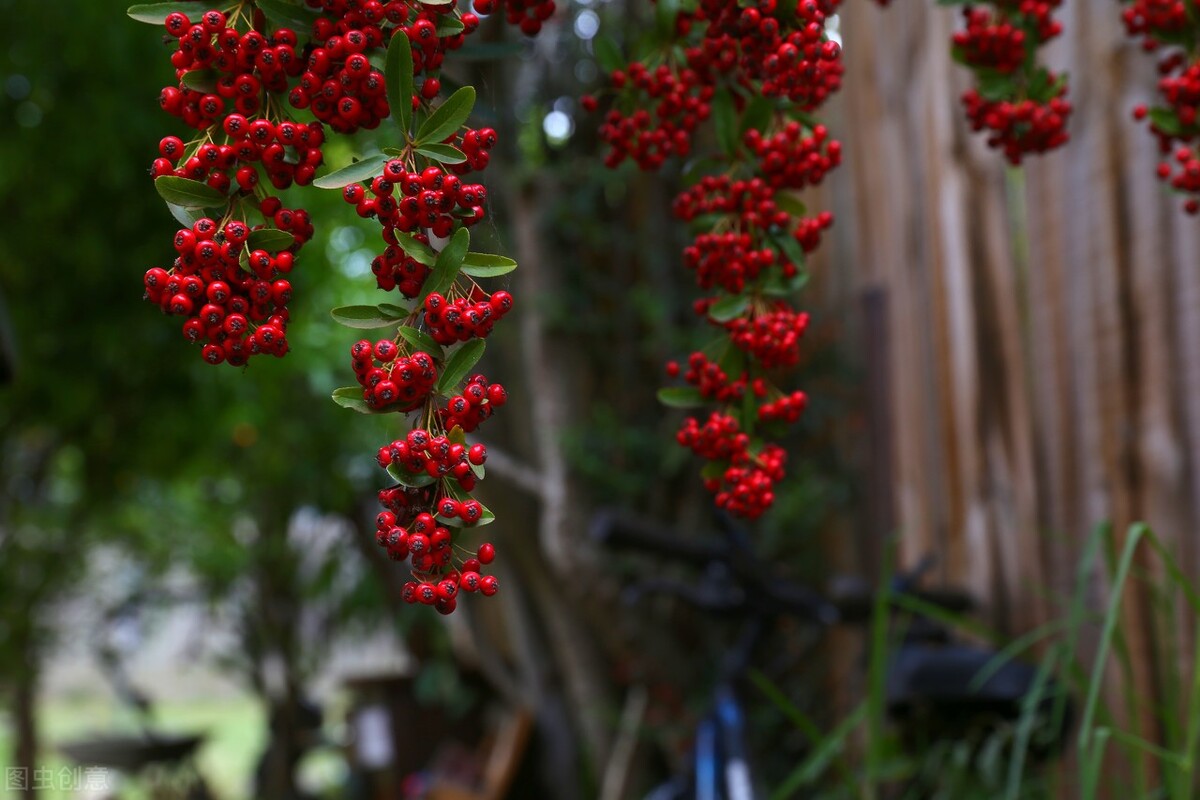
left=590, top=509, right=1073, bottom=799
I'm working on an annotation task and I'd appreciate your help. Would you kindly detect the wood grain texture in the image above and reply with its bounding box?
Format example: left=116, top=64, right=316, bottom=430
left=834, top=1, right=1200, bottom=780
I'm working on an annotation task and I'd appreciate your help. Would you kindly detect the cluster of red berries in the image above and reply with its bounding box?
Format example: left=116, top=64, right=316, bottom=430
left=937, top=2, right=1071, bottom=163
left=373, top=506, right=498, bottom=614
left=747, top=123, right=842, bottom=191
left=439, top=373, right=508, bottom=433
left=1122, top=1, right=1200, bottom=214
left=143, top=198, right=310, bottom=365
left=587, top=0, right=841, bottom=519
left=147, top=9, right=320, bottom=366
left=683, top=0, right=844, bottom=110
left=161, top=11, right=304, bottom=127
left=673, top=353, right=747, bottom=403
left=475, top=0, right=556, bottom=36
left=350, top=338, right=438, bottom=411
left=725, top=306, right=809, bottom=369
left=676, top=413, right=787, bottom=519
left=141, top=0, right=543, bottom=613
left=758, top=391, right=807, bottom=424
left=377, top=428, right=486, bottom=494
left=423, top=290, right=513, bottom=345
left=595, top=64, right=713, bottom=170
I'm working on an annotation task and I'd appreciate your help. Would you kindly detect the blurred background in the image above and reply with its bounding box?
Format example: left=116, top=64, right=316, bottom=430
left=3, top=0, right=1200, bottom=798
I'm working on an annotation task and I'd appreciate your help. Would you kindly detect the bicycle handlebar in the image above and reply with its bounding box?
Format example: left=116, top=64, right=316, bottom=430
left=591, top=508, right=974, bottom=627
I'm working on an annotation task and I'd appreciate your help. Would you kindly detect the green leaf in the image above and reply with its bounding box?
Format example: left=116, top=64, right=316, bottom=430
left=255, top=0, right=320, bottom=32
left=657, top=387, right=706, bottom=408
left=414, top=86, right=476, bottom=146
left=414, top=143, right=468, bottom=164
left=330, top=305, right=400, bottom=329
left=475, top=503, right=496, bottom=526
left=126, top=2, right=210, bottom=24
left=700, top=460, right=725, bottom=480
left=770, top=231, right=808, bottom=271
left=740, top=94, right=775, bottom=137
left=312, top=154, right=388, bottom=189
left=447, top=425, right=467, bottom=445
left=435, top=15, right=465, bottom=35
left=378, top=301, right=412, bottom=318
left=773, top=192, right=807, bottom=219
left=707, top=294, right=749, bottom=322
left=975, top=68, right=1018, bottom=102
left=154, top=176, right=227, bottom=209
left=656, top=0, right=680, bottom=38
left=166, top=203, right=204, bottom=228
left=331, top=386, right=376, bottom=414
left=593, top=36, right=623, bottom=73
left=387, top=463, right=437, bottom=488
left=713, top=87, right=737, bottom=157
left=386, top=32, right=414, bottom=137
left=461, top=252, right=517, bottom=278
left=762, top=270, right=809, bottom=298
left=396, top=325, right=445, bottom=360
left=436, top=339, right=486, bottom=395
left=416, top=227, right=470, bottom=307
left=246, top=228, right=295, bottom=253
left=395, top=232, right=437, bottom=266
left=1149, top=108, right=1183, bottom=137
left=179, top=69, right=217, bottom=93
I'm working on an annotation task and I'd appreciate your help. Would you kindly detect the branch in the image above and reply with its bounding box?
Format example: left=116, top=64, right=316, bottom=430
left=477, top=443, right=545, bottom=499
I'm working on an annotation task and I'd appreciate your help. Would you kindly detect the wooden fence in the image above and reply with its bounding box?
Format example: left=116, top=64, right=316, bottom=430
left=812, top=0, right=1200, bottom=766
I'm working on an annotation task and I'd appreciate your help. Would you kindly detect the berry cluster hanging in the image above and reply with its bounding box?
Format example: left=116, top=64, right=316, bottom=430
left=133, top=0, right=549, bottom=614
left=939, top=0, right=1072, bottom=163
left=1123, top=1, right=1200, bottom=215
left=584, top=0, right=844, bottom=520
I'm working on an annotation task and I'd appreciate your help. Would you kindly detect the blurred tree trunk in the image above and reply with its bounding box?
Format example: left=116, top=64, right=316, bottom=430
left=13, top=661, right=37, bottom=799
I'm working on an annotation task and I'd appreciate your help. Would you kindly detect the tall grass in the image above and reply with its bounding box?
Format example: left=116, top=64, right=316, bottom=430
left=753, top=523, right=1200, bottom=799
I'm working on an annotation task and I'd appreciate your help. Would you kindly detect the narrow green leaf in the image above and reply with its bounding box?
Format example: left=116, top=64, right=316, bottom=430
left=475, top=503, right=496, bottom=526
left=395, top=232, right=437, bottom=266
left=179, top=69, right=218, bottom=93
left=414, top=143, right=468, bottom=164
left=773, top=192, right=807, bottom=218
left=771, top=231, right=808, bottom=271
left=713, top=88, right=737, bottom=157
left=387, top=463, right=437, bottom=488
left=245, top=228, right=295, bottom=253
left=378, top=302, right=412, bottom=318
left=655, top=0, right=679, bottom=38
left=166, top=203, right=204, bottom=228
left=414, top=86, right=476, bottom=146
left=396, top=325, right=445, bottom=360
left=435, top=15, right=465, bottom=35
left=330, top=305, right=399, bottom=329
left=761, top=270, right=809, bottom=298
left=312, top=154, right=388, bottom=189
left=255, top=0, right=320, bottom=32
left=331, top=386, right=375, bottom=414
left=437, top=339, right=486, bottom=395
left=154, top=176, right=227, bottom=209
left=416, top=227, right=470, bottom=307
left=126, top=2, right=209, bottom=24
left=447, top=425, right=467, bottom=445
left=707, top=293, right=749, bottom=322
left=593, top=36, right=623, bottom=73
left=386, top=32, right=414, bottom=137
left=461, top=252, right=517, bottom=278
left=657, top=387, right=706, bottom=408
left=1149, top=108, right=1183, bottom=137
left=740, top=94, right=774, bottom=137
